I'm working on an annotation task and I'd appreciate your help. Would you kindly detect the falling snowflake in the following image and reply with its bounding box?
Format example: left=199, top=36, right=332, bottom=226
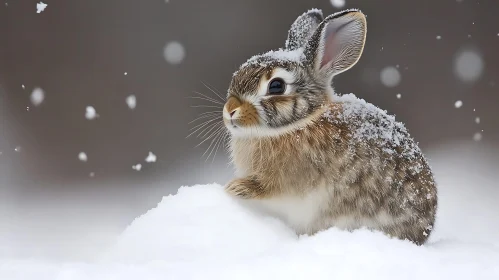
left=436, top=35, right=442, bottom=40
left=396, top=93, right=402, bottom=99
left=330, top=0, right=345, bottom=8
left=454, top=100, right=463, bottom=108
left=124, top=72, right=128, bottom=76
left=36, top=2, right=47, bottom=13
left=454, top=50, right=484, bottom=83
left=30, top=87, right=45, bottom=106
left=163, top=41, right=186, bottom=65
left=475, top=117, right=480, bottom=124
left=473, top=132, right=482, bottom=142
left=145, top=152, right=157, bottom=163
left=380, top=66, right=401, bottom=88
left=78, top=152, right=88, bottom=162
left=21, top=84, right=25, bottom=90
left=85, top=106, right=99, bottom=120
left=132, top=164, right=142, bottom=171
left=126, top=95, right=137, bottom=110
left=14, top=146, right=21, bottom=152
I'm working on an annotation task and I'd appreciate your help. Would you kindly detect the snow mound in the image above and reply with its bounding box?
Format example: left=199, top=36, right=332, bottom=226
left=105, top=184, right=295, bottom=264
left=2, top=179, right=499, bottom=279
left=102, top=185, right=499, bottom=280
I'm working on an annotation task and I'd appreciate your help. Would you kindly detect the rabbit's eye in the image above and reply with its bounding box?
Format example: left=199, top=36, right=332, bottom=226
left=267, top=78, right=286, bottom=95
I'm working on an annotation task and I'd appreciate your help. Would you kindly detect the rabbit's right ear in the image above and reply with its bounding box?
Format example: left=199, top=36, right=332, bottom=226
left=304, top=10, right=367, bottom=77
left=285, top=9, right=324, bottom=51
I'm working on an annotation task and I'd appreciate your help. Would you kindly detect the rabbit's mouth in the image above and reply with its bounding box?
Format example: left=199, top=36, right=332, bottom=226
left=230, top=119, right=237, bottom=128
left=224, top=116, right=254, bottom=131
left=228, top=118, right=240, bottom=130
left=223, top=96, right=261, bottom=130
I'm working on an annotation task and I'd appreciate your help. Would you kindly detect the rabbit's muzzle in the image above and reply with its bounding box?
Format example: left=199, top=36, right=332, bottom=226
left=223, top=96, right=259, bottom=129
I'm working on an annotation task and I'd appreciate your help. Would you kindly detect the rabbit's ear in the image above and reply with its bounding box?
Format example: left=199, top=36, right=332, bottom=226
left=304, top=10, right=366, bottom=76
left=285, top=9, right=324, bottom=51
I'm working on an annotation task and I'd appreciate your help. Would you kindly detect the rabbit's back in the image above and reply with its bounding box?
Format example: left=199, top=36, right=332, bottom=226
left=324, top=94, right=438, bottom=243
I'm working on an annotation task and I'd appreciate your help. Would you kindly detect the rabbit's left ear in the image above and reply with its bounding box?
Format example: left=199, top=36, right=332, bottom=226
left=285, top=9, right=324, bottom=50
left=305, top=10, right=367, bottom=76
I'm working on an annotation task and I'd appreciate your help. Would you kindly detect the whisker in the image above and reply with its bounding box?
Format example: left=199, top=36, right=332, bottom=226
left=194, top=110, right=223, bottom=119
left=189, top=113, right=221, bottom=124
left=198, top=110, right=223, bottom=115
left=211, top=130, right=229, bottom=163
left=201, top=81, right=226, bottom=102
left=186, top=83, right=229, bottom=161
left=193, top=90, right=224, bottom=103
left=223, top=133, right=231, bottom=152
left=202, top=131, right=218, bottom=160
left=189, top=116, right=220, bottom=131
left=196, top=122, right=220, bottom=139
left=204, top=129, right=222, bottom=162
left=211, top=129, right=227, bottom=161
left=187, top=118, right=221, bottom=138
left=198, top=120, right=223, bottom=139
left=198, top=124, right=225, bottom=148
left=187, top=96, right=224, bottom=105
left=191, top=105, right=223, bottom=109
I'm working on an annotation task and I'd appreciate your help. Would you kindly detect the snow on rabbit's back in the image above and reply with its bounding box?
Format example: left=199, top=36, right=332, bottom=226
left=220, top=9, right=437, bottom=245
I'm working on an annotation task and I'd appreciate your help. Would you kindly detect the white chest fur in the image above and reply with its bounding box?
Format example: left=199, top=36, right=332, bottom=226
left=242, top=185, right=399, bottom=235
left=248, top=187, right=332, bottom=234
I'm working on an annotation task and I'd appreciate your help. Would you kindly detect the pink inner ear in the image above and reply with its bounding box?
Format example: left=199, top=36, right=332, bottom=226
left=320, top=30, right=337, bottom=69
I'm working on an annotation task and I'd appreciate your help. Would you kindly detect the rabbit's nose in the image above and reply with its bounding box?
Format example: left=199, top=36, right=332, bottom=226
left=224, top=96, right=242, bottom=120
left=230, top=108, right=239, bottom=118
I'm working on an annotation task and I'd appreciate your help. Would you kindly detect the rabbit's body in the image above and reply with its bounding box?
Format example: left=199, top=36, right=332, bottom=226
left=221, top=9, right=437, bottom=245
left=231, top=95, right=436, bottom=244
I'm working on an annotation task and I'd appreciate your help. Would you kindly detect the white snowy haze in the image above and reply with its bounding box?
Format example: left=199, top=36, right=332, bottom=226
left=1, top=142, right=499, bottom=279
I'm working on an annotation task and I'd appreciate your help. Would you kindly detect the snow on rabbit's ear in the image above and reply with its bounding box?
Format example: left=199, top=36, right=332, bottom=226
left=285, top=9, right=324, bottom=51
left=305, top=9, right=367, bottom=75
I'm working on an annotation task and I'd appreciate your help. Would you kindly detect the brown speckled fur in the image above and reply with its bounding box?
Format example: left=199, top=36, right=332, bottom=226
left=223, top=9, right=437, bottom=245
left=228, top=103, right=437, bottom=245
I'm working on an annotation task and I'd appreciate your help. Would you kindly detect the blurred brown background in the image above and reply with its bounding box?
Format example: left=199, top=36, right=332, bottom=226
left=0, top=0, right=498, bottom=260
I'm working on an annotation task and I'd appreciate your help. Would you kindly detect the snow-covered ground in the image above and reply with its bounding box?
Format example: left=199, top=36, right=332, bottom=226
left=1, top=142, right=498, bottom=279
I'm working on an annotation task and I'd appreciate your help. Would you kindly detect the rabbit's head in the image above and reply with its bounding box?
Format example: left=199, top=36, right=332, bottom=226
left=224, top=9, right=367, bottom=138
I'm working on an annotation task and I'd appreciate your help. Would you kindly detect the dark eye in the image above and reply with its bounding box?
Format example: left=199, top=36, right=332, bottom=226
left=267, top=78, right=286, bottom=95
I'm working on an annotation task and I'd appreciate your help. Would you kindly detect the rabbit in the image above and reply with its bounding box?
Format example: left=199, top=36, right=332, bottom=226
left=222, top=8, right=437, bottom=245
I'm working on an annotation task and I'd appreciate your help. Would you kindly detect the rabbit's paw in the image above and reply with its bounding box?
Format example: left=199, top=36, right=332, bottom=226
left=225, top=178, right=261, bottom=199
